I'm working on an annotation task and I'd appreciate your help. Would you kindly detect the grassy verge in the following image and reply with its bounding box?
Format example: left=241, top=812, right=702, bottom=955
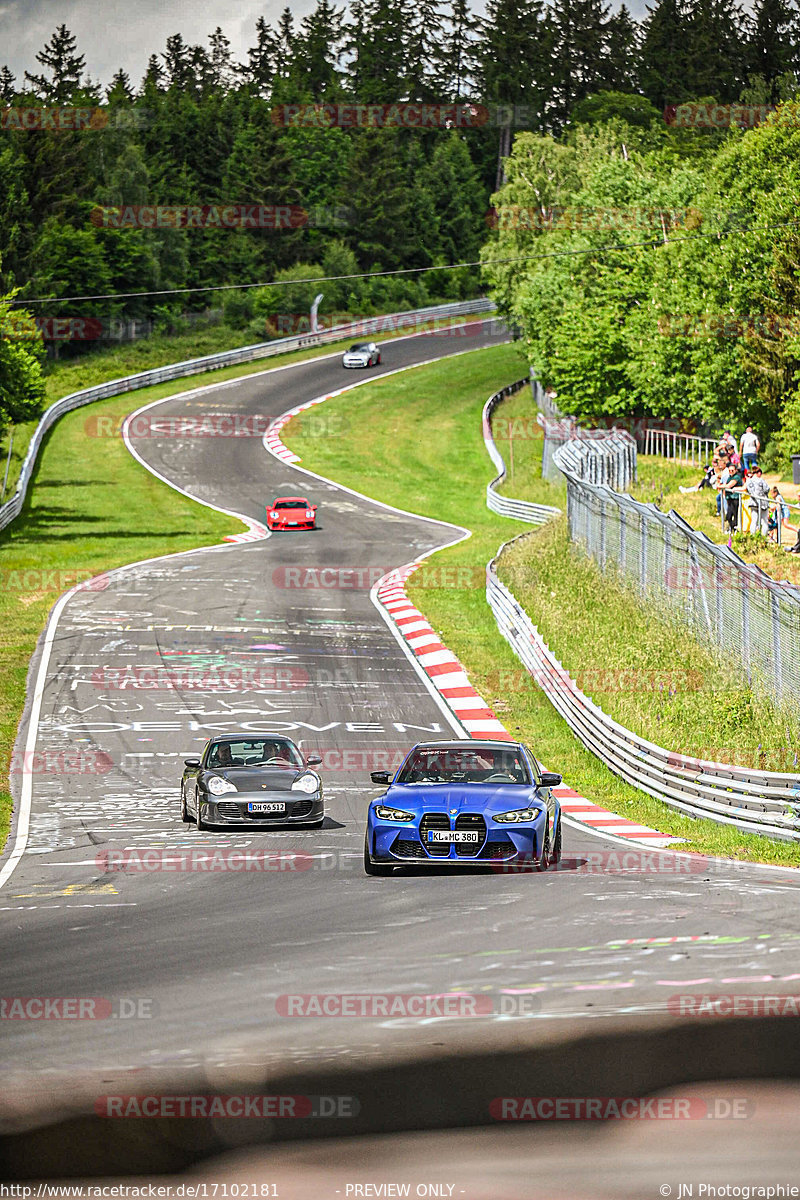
left=283, top=344, right=800, bottom=866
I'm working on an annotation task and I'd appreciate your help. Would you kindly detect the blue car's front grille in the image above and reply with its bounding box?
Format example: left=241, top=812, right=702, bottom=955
left=454, top=813, right=487, bottom=857
left=419, top=813, right=450, bottom=856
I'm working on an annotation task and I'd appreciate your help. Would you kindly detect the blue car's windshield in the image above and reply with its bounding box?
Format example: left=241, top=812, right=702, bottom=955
left=396, top=747, right=530, bottom=785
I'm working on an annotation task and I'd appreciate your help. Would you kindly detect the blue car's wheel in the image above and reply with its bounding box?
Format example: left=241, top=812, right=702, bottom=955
left=551, top=816, right=562, bottom=865
left=535, top=825, right=551, bottom=872
left=364, top=835, right=393, bottom=876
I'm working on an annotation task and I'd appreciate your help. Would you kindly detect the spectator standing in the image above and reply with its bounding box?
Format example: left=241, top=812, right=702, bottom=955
left=721, top=460, right=744, bottom=531
left=739, top=426, right=760, bottom=471
left=745, top=466, right=770, bottom=535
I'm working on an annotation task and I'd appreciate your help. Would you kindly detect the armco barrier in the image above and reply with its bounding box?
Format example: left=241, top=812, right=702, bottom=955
left=482, top=379, right=561, bottom=525
left=0, top=298, right=494, bottom=534
left=486, top=546, right=800, bottom=842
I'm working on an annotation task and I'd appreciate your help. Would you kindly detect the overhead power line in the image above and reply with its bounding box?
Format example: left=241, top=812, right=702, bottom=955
left=10, top=220, right=792, bottom=306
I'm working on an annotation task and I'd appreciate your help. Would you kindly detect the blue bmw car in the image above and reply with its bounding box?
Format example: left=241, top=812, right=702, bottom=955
left=364, top=740, right=563, bottom=876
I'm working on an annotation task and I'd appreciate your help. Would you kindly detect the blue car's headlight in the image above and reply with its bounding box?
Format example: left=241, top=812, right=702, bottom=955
left=494, top=807, right=540, bottom=823
left=374, top=805, right=414, bottom=821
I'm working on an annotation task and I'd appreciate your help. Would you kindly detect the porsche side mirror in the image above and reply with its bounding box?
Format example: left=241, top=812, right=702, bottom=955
left=305, top=754, right=322, bottom=766
left=371, top=771, right=391, bottom=785
left=540, top=772, right=562, bottom=788
left=184, top=758, right=201, bottom=768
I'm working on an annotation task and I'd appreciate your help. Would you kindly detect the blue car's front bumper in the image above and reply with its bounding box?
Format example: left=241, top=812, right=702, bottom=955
left=367, top=811, right=550, bottom=866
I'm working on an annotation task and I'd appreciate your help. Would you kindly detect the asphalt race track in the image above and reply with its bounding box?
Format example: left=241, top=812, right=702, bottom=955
left=3, top=323, right=800, bottom=1122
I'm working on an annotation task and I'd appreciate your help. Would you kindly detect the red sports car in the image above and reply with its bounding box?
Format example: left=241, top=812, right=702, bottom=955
left=266, top=496, right=317, bottom=531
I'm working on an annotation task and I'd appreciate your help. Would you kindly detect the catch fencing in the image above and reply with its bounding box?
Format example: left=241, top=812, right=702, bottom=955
left=482, top=380, right=561, bottom=525
left=0, top=298, right=494, bottom=535
left=552, top=442, right=800, bottom=711
left=540, top=416, right=636, bottom=490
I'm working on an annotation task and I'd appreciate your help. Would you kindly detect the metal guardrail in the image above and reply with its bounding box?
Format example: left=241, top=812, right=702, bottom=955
left=486, top=544, right=800, bottom=841
left=0, top=298, right=495, bottom=535
left=482, top=379, right=561, bottom=525
left=645, top=427, right=720, bottom=464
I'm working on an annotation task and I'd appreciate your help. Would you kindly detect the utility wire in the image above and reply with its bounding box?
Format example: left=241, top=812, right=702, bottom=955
left=10, top=218, right=794, bottom=306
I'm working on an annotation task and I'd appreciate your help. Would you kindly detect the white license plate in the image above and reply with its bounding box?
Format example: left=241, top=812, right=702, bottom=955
left=427, top=830, right=480, bottom=844
left=247, top=802, right=286, bottom=814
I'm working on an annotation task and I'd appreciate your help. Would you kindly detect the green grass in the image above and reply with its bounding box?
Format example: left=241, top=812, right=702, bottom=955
left=283, top=344, right=800, bottom=866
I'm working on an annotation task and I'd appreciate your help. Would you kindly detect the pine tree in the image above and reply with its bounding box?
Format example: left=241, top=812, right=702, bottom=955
left=24, top=25, right=86, bottom=101
left=106, top=68, right=133, bottom=102
left=208, top=27, right=236, bottom=91
left=140, top=55, right=165, bottom=92
left=294, top=0, right=345, bottom=99
left=551, top=0, right=612, bottom=124
left=601, top=6, right=640, bottom=92
left=275, top=8, right=296, bottom=83
left=246, top=17, right=280, bottom=97
left=0, top=66, right=16, bottom=101
left=350, top=0, right=408, bottom=103
left=639, top=0, right=691, bottom=107
left=685, top=0, right=749, bottom=101
left=404, top=0, right=446, bottom=101
left=434, top=0, right=481, bottom=100
left=748, top=0, right=796, bottom=94
left=163, top=34, right=193, bottom=90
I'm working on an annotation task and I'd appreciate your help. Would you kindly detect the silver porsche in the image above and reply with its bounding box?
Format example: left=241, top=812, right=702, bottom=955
left=180, top=735, right=324, bottom=829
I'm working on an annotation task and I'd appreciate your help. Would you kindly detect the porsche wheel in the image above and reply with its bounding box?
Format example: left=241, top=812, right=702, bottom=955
left=180, top=786, right=192, bottom=823
left=364, top=836, right=393, bottom=876
left=195, top=791, right=206, bottom=831
left=535, top=826, right=551, bottom=872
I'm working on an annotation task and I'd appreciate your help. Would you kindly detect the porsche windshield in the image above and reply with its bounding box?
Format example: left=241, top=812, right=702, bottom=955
left=206, top=739, right=303, bottom=769
left=274, top=500, right=306, bottom=509
left=396, top=747, right=530, bottom=784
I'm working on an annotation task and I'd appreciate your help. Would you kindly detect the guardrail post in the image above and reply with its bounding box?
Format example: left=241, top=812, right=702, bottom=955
left=640, top=510, right=647, bottom=594
left=619, top=500, right=626, bottom=572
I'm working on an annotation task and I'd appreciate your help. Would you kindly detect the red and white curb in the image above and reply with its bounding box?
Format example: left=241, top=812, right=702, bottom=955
left=374, top=565, right=678, bottom=847
left=266, top=377, right=679, bottom=850
left=265, top=398, right=330, bottom=464
left=223, top=519, right=270, bottom=544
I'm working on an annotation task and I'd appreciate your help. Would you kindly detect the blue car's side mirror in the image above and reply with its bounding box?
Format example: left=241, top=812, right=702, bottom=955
left=540, top=772, right=562, bottom=788
left=371, top=771, right=391, bottom=785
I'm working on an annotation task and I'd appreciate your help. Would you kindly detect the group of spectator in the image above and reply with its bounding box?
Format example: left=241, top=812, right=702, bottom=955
left=680, top=426, right=796, bottom=545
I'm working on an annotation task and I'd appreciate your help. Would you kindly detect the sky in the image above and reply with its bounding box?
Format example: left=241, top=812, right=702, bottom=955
left=0, top=0, right=654, bottom=90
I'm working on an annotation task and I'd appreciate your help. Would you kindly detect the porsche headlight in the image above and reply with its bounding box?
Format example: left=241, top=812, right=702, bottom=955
left=374, top=805, right=414, bottom=821
left=494, top=807, right=539, bottom=823
left=269, top=511, right=278, bottom=520
left=207, top=775, right=237, bottom=796
left=292, top=772, right=320, bottom=794
left=305, top=510, right=313, bottom=519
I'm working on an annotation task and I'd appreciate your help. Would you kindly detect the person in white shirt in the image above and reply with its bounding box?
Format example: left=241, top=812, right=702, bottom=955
left=739, top=426, right=760, bottom=471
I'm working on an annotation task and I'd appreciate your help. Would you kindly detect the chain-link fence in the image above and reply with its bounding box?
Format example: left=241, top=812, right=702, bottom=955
left=553, top=444, right=800, bottom=709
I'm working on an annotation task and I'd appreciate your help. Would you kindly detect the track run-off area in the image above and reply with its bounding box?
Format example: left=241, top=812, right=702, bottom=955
left=3, top=323, right=800, bottom=1119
